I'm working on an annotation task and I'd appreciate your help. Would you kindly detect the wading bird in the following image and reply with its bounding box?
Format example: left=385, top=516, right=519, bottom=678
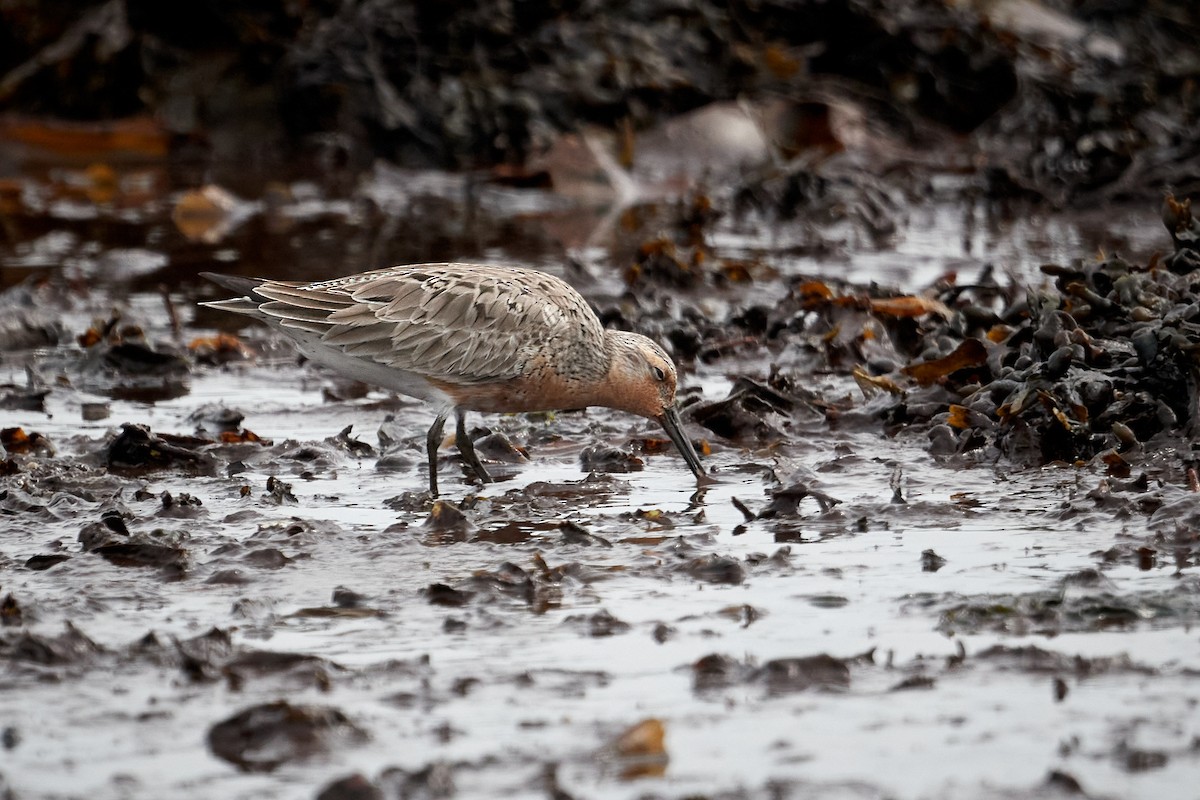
left=202, top=264, right=707, bottom=496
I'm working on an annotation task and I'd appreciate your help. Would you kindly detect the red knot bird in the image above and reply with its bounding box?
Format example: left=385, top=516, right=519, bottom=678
left=201, top=263, right=707, bottom=496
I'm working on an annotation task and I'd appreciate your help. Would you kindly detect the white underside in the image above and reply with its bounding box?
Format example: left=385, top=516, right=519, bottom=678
left=282, top=326, right=456, bottom=408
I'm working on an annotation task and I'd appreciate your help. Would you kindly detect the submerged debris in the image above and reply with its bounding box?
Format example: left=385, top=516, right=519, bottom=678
left=1, top=427, right=53, bottom=457
left=691, top=651, right=861, bottom=695
left=0, top=622, right=103, bottom=666
left=316, top=774, right=384, bottom=800
left=207, top=701, right=368, bottom=772
left=580, top=444, right=643, bottom=473
left=609, top=718, right=668, bottom=779
left=105, top=423, right=216, bottom=473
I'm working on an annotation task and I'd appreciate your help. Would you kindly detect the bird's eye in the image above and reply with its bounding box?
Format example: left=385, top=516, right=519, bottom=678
left=651, top=365, right=667, bottom=381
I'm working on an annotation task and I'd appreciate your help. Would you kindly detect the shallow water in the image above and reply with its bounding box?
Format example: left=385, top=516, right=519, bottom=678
left=0, top=172, right=1195, bottom=799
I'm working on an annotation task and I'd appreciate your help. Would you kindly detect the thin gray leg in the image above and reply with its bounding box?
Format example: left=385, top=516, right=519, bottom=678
left=426, top=409, right=451, bottom=497
left=455, top=410, right=492, bottom=484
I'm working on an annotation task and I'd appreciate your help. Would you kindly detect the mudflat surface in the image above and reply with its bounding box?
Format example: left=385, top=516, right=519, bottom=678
left=2, top=182, right=1197, bottom=799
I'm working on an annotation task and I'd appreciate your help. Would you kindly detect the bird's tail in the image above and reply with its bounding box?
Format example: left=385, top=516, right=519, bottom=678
left=198, top=272, right=269, bottom=317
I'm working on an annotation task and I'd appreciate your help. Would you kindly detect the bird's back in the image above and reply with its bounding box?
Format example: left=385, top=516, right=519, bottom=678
left=202, top=264, right=610, bottom=403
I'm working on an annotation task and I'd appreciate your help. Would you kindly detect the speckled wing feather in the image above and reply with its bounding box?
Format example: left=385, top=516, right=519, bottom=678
left=248, top=264, right=607, bottom=385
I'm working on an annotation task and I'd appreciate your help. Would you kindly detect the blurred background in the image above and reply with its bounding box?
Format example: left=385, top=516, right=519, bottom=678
left=1, top=0, right=1197, bottom=292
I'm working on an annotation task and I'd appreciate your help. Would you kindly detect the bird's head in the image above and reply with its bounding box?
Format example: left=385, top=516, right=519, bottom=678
left=604, top=331, right=705, bottom=479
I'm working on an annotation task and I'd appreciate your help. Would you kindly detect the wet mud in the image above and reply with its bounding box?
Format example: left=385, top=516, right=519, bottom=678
left=5, top=2, right=1200, bottom=799
left=3, top=185, right=1197, bottom=797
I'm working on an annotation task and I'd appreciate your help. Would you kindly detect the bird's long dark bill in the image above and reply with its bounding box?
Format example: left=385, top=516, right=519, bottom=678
left=658, top=406, right=707, bottom=479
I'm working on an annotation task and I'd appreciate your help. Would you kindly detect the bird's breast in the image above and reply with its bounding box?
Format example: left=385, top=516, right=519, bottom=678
left=429, top=357, right=604, bottom=414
